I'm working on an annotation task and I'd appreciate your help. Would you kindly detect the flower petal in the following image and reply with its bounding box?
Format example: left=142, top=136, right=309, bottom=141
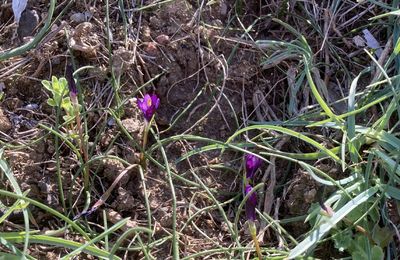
left=65, top=65, right=78, bottom=97
left=245, top=184, right=257, bottom=221
left=137, top=93, right=160, bottom=121
left=137, top=98, right=147, bottom=111
left=151, top=94, right=160, bottom=109
left=245, top=154, right=262, bottom=179
left=143, top=94, right=152, bottom=108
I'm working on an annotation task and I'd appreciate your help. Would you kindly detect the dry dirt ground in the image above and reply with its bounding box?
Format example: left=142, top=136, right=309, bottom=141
left=0, top=0, right=394, bottom=259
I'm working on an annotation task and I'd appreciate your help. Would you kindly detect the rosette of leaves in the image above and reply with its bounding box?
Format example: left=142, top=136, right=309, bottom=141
left=41, top=76, right=80, bottom=124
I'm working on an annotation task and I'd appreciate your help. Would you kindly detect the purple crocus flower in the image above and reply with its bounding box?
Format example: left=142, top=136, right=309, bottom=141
left=137, top=94, right=160, bottom=121
left=245, top=184, right=257, bottom=222
left=66, top=65, right=78, bottom=101
left=245, top=154, right=262, bottom=179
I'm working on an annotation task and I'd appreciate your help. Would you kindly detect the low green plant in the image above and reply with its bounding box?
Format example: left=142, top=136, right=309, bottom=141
left=41, top=76, right=80, bottom=125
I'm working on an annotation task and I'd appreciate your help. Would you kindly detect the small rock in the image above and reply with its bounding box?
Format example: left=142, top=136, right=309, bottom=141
left=17, top=9, right=39, bottom=40
left=353, top=35, right=366, bottom=47
left=0, top=109, right=11, bottom=132
left=107, top=118, right=115, bottom=127
left=143, top=42, right=158, bottom=55
left=70, top=12, right=86, bottom=23
left=24, top=103, right=39, bottom=110
left=155, top=34, right=170, bottom=45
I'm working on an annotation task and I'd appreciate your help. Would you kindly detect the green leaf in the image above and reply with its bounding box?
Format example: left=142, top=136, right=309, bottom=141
left=51, top=76, right=60, bottom=93
left=371, top=246, right=384, bottom=260
left=41, top=80, right=52, bottom=92
left=350, top=235, right=369, bottom=259
left=352, top=251, right=366, bottom=260
left=333, top=229, right=352, bottom=252
left=62, top=115, right=73, bottom=123
left=47, top=98, right=56, bottom=107
left=0, top=253, right=22, bottom=260
left=346, top=201, right=372, bottom=222
left=61, top=97, right=72, bottom=111
left=59, top=77, right=68, bottom=96
left=383, top=185, right=400, bottom=200
left=349, top=235, right=384, bottom=260
left=372, top=224, right=393, bottom=248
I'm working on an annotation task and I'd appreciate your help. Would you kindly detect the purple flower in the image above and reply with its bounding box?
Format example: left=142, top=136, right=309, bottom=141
left=137, top=94, right=160, bottom=121
left=245, top=154, right=262, bottom=179
left=245, top=184, right=257, bottom=222
left=65, top=65, right=78, bottom=99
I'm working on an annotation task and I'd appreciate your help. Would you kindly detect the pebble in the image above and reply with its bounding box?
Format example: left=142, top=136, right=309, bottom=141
left=17, top=9, right=39, bottom=39
left=155, top=34, right=170, bottom=45
left=70, top=12, right=86, bottom=23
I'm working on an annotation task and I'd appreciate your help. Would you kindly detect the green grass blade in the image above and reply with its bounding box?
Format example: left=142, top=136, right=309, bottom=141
left=226, top=125, right=343, bottom=164
left=2, top=234, right=118, bottom=259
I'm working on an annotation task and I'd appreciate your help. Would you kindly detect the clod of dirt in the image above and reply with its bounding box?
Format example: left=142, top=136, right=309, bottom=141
left=156, top=207, right=173, bottom=228
left=111, top=187, right=135, bottom=211
left=121, top=145, right=141, bottom=165
left=38, top=178, right=58, bottom=207
left=155, top=34, right=170, bottom=45
left=143, top=42, right=158, bottom=55
left=99, top=129, right=116, bottom=148
left=121, top=118, right=143, bottom=141
left=102, top=158, right=130, bottom=186
left=285, top=170, right=317, bottom=216
left=105, top=208, right=137, bottom=231
left=17, top=9, right=39, bottom=40
left=304, top=188, right=317, bottom=203
left=68, top=22, right=99, bottom=57
left=0, top=108, right=12, bottom=132
left=5, top=149, right=43, bottom=181
left=112, top=47, right=135, bottom=76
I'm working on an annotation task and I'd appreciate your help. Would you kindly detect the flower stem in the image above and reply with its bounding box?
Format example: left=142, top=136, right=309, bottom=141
left=249, top=221, right=263, bottom=260
left=140, top=120, right=151, bottom=169
left=74, top=106, right=89, bottom=191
